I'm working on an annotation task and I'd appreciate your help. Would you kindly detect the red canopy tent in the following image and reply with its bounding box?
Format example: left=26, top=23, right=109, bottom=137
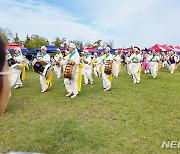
left=85, top=47, right=98, bottom=53
left=169, top=45, right=179, bottom=51
left=6, top=43, right=28, bottom=51
left=159, top=45, right=173, bottom=51
left=149, top=44, right=165, bottom=52
left=175, top=46, right=180, bottom=51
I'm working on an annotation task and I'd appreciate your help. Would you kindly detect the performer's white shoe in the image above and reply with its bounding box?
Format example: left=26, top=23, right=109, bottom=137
left=71, top=94, right=77, bottom=99
left=66, top=92, right=73, bottom=97
left=41, top=89, right=47, bottom=93
left=14, top=85, right=23, bottom=89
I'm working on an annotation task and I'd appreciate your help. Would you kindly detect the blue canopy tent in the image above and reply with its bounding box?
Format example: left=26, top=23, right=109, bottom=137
left=35, top=45, right=57, bottom=53
left=7, top=48, right=29, bottom=53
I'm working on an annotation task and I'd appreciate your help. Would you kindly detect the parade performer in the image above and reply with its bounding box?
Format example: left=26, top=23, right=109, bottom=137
left=142, top=51, right=149, bottom=74
left=102, top=47, right=113, bottom=91
left=130, top=48, right=142, bottom=83
left=53, top=48, right=63, bottom=79
left=167, top=51, right=178, bottom=74
left=92, top=53, right=101, bottom=77
left=125, top=51, right=132, bottom=76
left=112, top=50, right=120, bottom=77
left=83, top=50, right=93, bottom=85
left=38, top=46, right=52, bottom=93
left=12, top=47, right=26, bottom=89
left=59, top=43, right=80, bottom=98
left=147, top=50, right=159, bottom=78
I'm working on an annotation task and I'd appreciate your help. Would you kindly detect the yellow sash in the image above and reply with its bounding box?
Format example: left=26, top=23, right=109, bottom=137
left=138, top=66, right=142, bottom=77
left=46, top=71, right=53, bottom=87
left=21, top=62, right=26, bottom=81
left=158, top=62, right=162, bottom=69
left=78, top=63, right=83, bottom=92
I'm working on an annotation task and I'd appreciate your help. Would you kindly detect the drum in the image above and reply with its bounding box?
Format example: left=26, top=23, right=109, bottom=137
left=32, top=59, right=53, bottom=78
left=104, top=60, right=112, bottom=75
left=7, top=58, right=16, bottom=67
left=64, top=64, right=75, bottom=79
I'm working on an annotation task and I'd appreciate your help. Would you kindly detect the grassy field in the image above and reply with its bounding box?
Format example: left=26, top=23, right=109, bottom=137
left=0, top=66, right=180, bottom=154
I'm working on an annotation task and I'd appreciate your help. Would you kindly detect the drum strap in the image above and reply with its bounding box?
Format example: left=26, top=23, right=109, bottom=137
left=102, top=54, right=110, bottom=63
left=150, top=55, right=157, bottom=62
left=68, top=51, right=76, bottom=61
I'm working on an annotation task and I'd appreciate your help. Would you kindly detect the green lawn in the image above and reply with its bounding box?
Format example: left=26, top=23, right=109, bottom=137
left=0, top=66, right=180, bottom=154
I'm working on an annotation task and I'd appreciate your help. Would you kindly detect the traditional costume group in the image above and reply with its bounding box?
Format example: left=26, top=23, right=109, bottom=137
left=6, top=44, right=180, bottom=98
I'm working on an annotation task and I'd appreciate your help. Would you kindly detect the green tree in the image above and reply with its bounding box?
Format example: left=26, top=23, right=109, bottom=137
left=0, top=27, right=13, bottom=44
left=85, top=41, right=93, bottom=48
left=103, top=40, right=114, bottom=49
left=72, top=40, right=84, bottom=50
left=23, top=34, right=31, bottom=48
left=26, top=34, right=49, bottom=50
left=52, top=37, right=66, bottom=48
left=93, top=40, right=102, bottom=48
left=13, top=33, right=22, bottom=45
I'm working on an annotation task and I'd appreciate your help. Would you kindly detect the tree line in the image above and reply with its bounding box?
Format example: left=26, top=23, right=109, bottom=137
left=0, top=27, right=114, bottom=50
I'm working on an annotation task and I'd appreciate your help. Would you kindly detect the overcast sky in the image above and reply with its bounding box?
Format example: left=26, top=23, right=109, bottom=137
left=0, top=0, right=180, bottom=48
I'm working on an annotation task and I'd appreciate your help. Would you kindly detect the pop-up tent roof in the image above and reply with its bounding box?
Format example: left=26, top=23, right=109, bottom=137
left=149, top=44, right=163, bottom=51
left=175, top=46, right=180, bottom=50
left=159, top=45, right=173, bottom=51
left=168, top=45, right=180, bottom=51
left=6, top=43, right=29, bottom=53
left=35, top=45, right=57, bottom=53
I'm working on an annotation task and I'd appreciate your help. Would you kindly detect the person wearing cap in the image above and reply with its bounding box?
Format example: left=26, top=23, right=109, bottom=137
left=142, top=50, right=149, bottom=74
left=147, top=50, right=159, bottom=78
left=13, top=47, right=25, bottom=88
left=112, top=50, right=120, bottom=77
left=62, top=50, right=70, bottom=72
left=130, top=48, right=142, bottom=83
left=125, top=51, right=132, bottom=76
left=92, top=52, right=101, bottom=77
left=101, top=46, right=113, bottom=91
left=167, top=51, right=178, bottom=73
left=53, top=48, right=63, bottom=79
left=39, top=46, right=51, bottom=92
left=83, top=49, right=93, bottom=85
left=60, top=43, right=80, bottom=98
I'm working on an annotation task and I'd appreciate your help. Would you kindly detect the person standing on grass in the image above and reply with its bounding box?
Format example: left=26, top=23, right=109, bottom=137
left=13, top=47, right=26, bottom=89
left=101, top=46, right=113, bottom=91
left=0, top=37, right=11, bottom=116
left=147, top=50, right=159, bottom=79
left=53, top=48, right=63, bottom=79
left=112, top=50, right=120, bottom=77
left=130, top=48, right=142, bottom=84
left=167, top=51, right=178, bottom=74
left=142, top=50, right=149, bottom=74
left=125, top=51, right=132, bottom=76
left=39, top=46, right=51, bottom=93
left=92, top=52, right=101, bottom=77
left=59, top=43, right=80, bottom=99
left=83, top=49, right=93, bottom=85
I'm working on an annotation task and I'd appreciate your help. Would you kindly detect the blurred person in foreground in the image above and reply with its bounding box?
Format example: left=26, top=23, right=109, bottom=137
left=0, top=37, right=11, bottom=116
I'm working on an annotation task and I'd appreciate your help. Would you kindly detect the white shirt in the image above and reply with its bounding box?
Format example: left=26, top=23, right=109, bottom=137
left=41, top=53, right=50, bottom=63
left=113, top=54, right=120, bottom=64
left=14, top=53, right=24, bottom=63
left=130, top=53, right=141, bottom=63
left=84, top=55, right=92, bottom=69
